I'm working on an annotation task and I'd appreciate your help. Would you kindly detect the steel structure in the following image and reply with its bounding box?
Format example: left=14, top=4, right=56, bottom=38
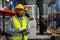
left=48, top=0, right=60, bottom=29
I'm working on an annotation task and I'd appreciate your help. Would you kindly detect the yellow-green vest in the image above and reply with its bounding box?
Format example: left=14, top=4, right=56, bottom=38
left=10, top=16, right=28, bottom=29
left=10, top=16, right=28, bottom=40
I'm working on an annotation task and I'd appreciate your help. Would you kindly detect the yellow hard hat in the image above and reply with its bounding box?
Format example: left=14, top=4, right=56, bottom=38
left=25, top=7, right=28, bottom=11
left=16, top=4, right=24, bottom=10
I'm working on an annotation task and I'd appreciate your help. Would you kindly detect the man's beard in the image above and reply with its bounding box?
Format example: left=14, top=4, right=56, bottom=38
left=16, top=14, right=22, bottom=17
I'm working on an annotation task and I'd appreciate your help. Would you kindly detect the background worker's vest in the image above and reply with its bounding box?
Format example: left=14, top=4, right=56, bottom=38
left=23, top=12, right=26, bottom=16
left=23, top=12, right=30, bottom=18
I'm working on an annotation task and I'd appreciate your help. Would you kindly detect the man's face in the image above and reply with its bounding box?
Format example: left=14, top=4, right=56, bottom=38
left=16, top=8, right=24, bottom=16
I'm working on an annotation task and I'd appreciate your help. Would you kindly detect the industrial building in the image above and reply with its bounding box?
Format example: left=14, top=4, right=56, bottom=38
left=0, top=0, right=60, bottom=40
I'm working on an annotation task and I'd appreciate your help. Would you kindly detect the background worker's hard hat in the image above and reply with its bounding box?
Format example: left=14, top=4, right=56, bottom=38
left=16, top=4, right=24, bottom=10
left=25, top=7, right=28, bottom=11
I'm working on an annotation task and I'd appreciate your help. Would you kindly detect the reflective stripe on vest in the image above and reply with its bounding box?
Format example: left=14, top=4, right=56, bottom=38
left=10, top=16, right=27, bottom=29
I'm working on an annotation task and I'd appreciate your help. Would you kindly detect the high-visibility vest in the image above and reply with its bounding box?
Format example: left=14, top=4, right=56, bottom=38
left=10, top=16, right=28, bottom=40
left=10, top=16, right=28, bottom=29
left=23, top=12, right=26, bottom=16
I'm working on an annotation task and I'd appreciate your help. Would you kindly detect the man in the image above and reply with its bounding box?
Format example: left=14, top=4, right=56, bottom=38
left=24, top=7, right=30, bottom=18
left=7, top=4, right=29, bottom=40
left=24, top=7, right=33, bottom=20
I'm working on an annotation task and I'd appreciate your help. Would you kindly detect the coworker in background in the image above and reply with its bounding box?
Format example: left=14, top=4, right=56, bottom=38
left=24, top=7, right=33, bottom=20
left=7, top=4, right=29, bottom=40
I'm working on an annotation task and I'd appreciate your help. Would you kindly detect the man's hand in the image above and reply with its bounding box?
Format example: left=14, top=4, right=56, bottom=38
left=26, top=28, right=29, bottom=32
left=19, top=28, right=26, bottom=31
